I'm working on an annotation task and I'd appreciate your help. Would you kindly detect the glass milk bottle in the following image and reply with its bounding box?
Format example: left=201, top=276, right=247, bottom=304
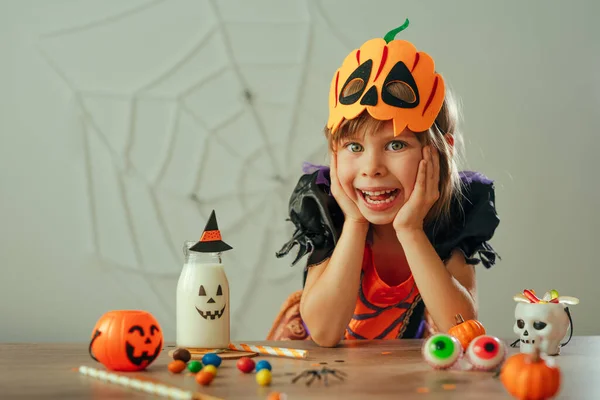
left=176, top=241, right=230, bottom=349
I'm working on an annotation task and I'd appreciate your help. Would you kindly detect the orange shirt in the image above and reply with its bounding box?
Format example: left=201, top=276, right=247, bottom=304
left=345, top=244, right=422, bottom=340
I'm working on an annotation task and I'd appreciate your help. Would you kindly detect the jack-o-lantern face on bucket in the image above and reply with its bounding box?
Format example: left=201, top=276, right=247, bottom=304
left=125, top=323, right=162, bottom=366
left=196, top=284, right=226, bottom=320
left=327, top=20, right=445, bottom=136
left=89, top=310, right=163, bottom=371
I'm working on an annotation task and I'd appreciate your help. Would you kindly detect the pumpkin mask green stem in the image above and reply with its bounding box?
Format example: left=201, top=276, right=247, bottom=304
left=383, top=19, right=410, bottom=43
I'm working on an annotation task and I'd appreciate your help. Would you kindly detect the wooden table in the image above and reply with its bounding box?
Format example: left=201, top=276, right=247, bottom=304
left=1, top=337, right=599, bottom=399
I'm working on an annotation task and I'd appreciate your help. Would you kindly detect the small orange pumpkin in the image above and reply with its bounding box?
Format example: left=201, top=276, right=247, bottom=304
left=500, top=346, right=561, bottom=400
left=89, top=310, right=163, bottom=371
left=447, top=314, right=486, bottom=350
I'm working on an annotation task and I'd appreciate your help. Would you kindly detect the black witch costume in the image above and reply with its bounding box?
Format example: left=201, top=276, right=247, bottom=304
left=276, top=163, right=500, bottom=339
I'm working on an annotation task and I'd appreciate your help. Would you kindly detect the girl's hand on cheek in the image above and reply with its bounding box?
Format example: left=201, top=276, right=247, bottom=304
left=393, top=145, right=440, bottom=234
left=330, top=153, right=368, bottom=225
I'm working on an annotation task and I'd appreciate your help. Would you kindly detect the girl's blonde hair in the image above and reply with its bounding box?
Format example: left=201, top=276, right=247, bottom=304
left=323, top=87, right=464, bottom=231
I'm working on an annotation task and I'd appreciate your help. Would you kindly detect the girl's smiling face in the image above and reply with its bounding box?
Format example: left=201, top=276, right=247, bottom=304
left=335, top=120, right=424, bottom=225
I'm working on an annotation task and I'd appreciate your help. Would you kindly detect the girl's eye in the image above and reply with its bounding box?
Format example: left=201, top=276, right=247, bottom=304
left=345, top=142, right=363, bottom=152
left=386, top=141, right=406, bottom=151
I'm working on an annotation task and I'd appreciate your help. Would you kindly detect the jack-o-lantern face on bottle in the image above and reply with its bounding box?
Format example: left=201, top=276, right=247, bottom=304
left=196, top=284, right=226, bottom=320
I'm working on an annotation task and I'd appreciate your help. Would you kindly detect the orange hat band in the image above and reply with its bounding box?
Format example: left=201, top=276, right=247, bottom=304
left=200, top=230, right=222, bottom=242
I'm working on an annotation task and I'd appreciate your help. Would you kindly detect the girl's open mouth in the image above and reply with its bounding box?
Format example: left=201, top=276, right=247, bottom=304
left=357, top=188, right=400, bottom=211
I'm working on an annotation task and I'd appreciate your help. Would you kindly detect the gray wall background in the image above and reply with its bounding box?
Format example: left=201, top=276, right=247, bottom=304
left=1, top=0, right=598, bottom=343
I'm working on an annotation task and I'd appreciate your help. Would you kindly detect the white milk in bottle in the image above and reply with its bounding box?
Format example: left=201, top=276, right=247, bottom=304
left=176, top=210, right=232, bottom=349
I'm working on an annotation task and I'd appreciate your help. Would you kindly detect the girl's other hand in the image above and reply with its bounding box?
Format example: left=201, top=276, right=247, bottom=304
left=393, top=145, right=440, bottom=234
left=330, top=152, right=368, bottom=225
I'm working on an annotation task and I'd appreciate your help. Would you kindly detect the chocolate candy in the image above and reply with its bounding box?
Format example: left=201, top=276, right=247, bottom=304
left=172, top=348, right=191, bottom=363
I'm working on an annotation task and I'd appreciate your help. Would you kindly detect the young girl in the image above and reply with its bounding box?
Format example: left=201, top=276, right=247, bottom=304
left=276, top=20, right=500, bottom=347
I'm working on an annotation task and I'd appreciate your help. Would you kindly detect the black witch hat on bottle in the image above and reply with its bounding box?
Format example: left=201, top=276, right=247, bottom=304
left=190, top=210, right=233, bottom=253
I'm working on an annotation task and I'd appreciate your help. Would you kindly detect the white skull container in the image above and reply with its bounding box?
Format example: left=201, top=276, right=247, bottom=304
left=513, top=302, right=570, bottom=356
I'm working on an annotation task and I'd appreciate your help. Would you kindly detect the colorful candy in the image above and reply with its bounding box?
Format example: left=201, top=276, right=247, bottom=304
left=237, top=357, right=255, bottom=373
left=167, top=360, right=187, bottom=374
left=422, top=333, right=462, bottom=369
left=256, top=369, right=272, bottom=386
left=187, top=361, right=202, bottom=373
left=256, top=360, right=272, bottom=372
left=548, top=289, right=559, bottom=300
left=201, top=365, right=218, bottom=376
left=267, top=392, right=287, bottom=400
left=465, top=335, right=507, bottom=371
left=201, top=353, right=222, bottom=368
left=195, top=370, right=214, bottom=386
left=172, top=348, right=191, bottom=363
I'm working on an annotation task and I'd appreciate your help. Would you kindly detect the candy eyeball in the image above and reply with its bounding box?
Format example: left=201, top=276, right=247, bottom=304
left=422, top=333, right=462, bottom=369
left=466, top=335, right=507, bottom=371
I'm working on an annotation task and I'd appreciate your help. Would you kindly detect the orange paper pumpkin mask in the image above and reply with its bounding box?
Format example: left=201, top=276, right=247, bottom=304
left=327, top=20, right=445, bottom=136
left=89, top=310, right=163, bottom=372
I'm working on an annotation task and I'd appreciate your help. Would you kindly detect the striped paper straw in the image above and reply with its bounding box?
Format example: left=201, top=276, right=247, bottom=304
left=228, top=343, right=308, bottom=359
left=77, top=366, right=223, bottom=400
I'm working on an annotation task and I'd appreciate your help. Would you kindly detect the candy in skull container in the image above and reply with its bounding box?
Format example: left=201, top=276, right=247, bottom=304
left=513, top=289, right=579, bottom=356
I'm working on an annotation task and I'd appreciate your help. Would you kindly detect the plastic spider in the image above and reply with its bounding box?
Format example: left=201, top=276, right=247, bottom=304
left=291, top=367, right=347, bottom=386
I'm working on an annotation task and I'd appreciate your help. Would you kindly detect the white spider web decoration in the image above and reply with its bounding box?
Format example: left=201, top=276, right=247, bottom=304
left=35, top=0, right=354, bottom=340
